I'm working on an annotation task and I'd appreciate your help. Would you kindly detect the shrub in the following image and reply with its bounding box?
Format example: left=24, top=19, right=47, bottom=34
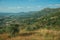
left=5, top=24, right=20, bottom=37
left=26, top=25, right=40, bottom=31
left=0, top=29, right=5, bottom=34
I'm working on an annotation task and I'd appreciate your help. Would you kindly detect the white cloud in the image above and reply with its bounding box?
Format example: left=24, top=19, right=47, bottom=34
left=26, top=5, right=41, bottom=8
left=27, top=6, right=33, bottom=8
left=49, top=4, right=60, bottom=7
left=0, top=5, right=42, bottom=13
left=7, top=6, right=23, bottom=10
left=36, top=6, right=41, bottom=8
left=54, top=4, right=60, bottom=6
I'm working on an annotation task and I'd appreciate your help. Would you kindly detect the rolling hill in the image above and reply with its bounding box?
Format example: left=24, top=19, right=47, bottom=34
left=0, top=8, right=60, bottom=40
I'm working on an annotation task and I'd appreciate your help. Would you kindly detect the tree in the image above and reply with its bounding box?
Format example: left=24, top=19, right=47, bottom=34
left=6, top=23, right=20, bottom=37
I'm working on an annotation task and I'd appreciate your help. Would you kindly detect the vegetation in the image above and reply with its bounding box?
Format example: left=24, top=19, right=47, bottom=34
left=0, top=8, right=60, bottom=40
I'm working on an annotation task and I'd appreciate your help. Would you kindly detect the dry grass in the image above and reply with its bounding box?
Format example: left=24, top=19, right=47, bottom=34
left=0, top=29, right=60, bottom=40
left=0, top=33, right=10, bottom=40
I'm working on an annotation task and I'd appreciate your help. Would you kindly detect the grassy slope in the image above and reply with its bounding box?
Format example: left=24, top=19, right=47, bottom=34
left=0, top=29, right=59, bottom=40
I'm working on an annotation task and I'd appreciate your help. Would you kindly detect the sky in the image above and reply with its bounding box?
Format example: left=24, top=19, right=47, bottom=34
left=0, top=0, right=60, bottom=13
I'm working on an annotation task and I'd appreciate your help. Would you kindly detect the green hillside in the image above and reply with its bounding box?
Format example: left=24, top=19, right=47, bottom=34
left=0, top=8, right=60, bottom=34
left=0, top=8, right=60, bottom=40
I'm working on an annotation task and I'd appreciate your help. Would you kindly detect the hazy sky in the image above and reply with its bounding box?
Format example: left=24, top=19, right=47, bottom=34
left=0, top=0, right=60, bottom=13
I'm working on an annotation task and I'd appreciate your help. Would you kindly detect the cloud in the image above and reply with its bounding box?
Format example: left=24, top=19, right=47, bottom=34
left=26, top=6, right=41, bottom=8
left=36, top=6, right=41, bottom=8
left=48, top=4, right=60, bottom=7
left=0, top=5, right=42, bottom=13
left=0, top=6, right=24, bottom=13
left=7, top=6, right=23, bottom=10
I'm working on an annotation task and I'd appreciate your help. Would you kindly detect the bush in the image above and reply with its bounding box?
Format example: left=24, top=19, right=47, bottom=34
left=5, top=24, right=20, bottom=37
left=26, top=26, right=40, bottom=31
left=0, top=29, right=5, bottom=34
